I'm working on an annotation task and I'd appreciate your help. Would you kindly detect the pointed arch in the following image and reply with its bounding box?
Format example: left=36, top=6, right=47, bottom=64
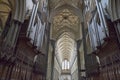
left=49, top=4, right=83, bottom=22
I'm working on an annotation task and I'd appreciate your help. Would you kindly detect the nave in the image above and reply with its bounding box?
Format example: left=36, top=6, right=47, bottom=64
left=0, top=0, right=120, bottom=80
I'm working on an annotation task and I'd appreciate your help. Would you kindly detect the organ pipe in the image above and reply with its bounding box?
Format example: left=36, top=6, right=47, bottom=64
left=99, top=2, right=109, bottom=36
left=88, top=24, right=94, bottom=50
left=26, top=2, right=39, bottom=37
left=33, top=18, right=39, bottom=46
left=95, top=0, right=108, bottom=37
left=94, top=19, right=101, bottom=46
left=26, top=4, right=35, bottom=37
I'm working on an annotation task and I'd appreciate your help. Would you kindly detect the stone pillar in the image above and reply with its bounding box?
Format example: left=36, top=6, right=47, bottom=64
left=77, top=40, right=81, bottom=80
left=45, top=22, right=51, bottom=79
left=0, top=0, right=26, bottom=59
left=46, top=40, right=55, bottom=80
left=81, top=22, right=87, bottom=79
left=50, top=40, right=55, bottom=80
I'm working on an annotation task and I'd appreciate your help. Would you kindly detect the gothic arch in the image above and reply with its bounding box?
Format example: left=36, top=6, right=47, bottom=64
left=49, top=4, right=83, bottom=22
left=54, top=27, right=76, bottom=40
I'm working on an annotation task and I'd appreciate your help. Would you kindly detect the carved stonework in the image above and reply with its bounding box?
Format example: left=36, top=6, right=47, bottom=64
left=1, top=43, right=14, bottom=59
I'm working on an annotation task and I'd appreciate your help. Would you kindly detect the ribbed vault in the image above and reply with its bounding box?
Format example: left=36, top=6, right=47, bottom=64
left=56, top=32, right=76, bottom=64
left=50, top=0, right=83, bottom=69
left=51, top=8, right=80, bottom=40
left=51, top=8, right=79, bottom=65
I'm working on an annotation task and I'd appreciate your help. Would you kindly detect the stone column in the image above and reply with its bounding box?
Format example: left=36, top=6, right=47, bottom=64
left=45, top=22, right=51, bottom=79
left=46, top=40, right=55, bottom=80
left=81, top=22, right=87, bottom=79
left=50, top=40, right=55, bottom=80
left=0, top=0, right=26, bottom=59
left=77, top=40, right=81, bottom=80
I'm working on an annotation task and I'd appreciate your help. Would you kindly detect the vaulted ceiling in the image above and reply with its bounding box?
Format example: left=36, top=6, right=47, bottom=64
left=49, top=0, right=84, bottom=66
left=49, top=0, right=83, bottom=10
left=56, top=32, right=76, bottom=65
left=51, top=9, right=80, bottom=39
